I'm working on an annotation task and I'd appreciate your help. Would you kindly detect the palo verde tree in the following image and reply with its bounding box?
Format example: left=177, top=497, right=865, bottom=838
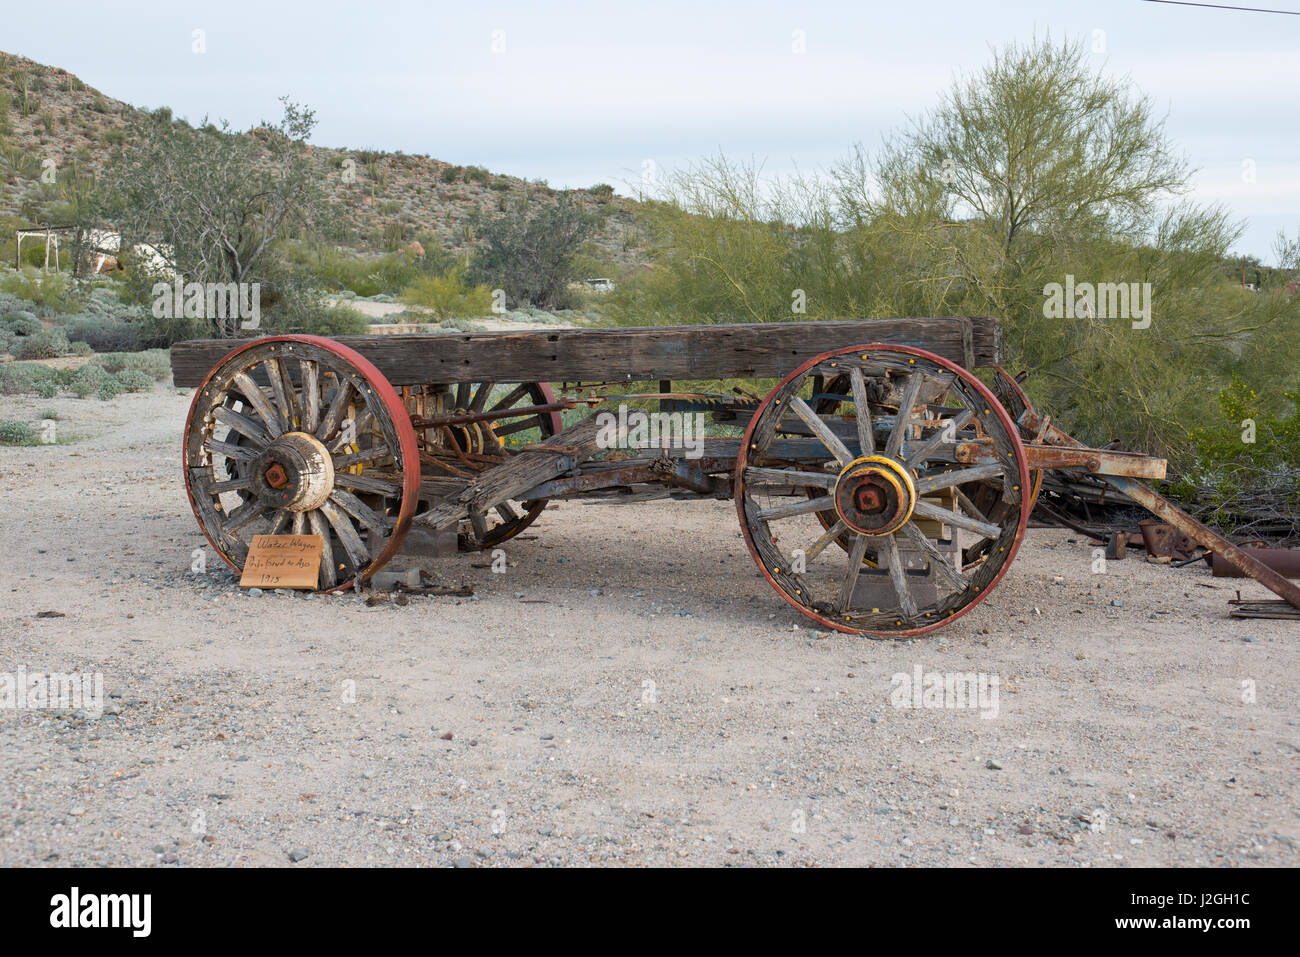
left=96, top=98, right=325, bottom=333
left=467, top=192, right=597, bottom=309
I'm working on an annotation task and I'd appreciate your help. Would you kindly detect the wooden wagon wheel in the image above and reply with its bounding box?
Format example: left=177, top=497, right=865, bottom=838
left=735, top=343, right=1031, bottom=637
left=183, top=335, right=421, bottom=591
left=409, top=381, right=564, bottom=549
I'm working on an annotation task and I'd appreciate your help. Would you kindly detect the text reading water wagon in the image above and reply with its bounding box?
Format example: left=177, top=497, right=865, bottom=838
left=170, top=318, right=1299, bottom=637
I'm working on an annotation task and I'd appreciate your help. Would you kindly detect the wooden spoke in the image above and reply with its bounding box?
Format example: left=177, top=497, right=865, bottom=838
left=212, top=406, right=272, bottom=448
left=333, top=472, right=404, bottom=497
left=267, top=510, right=291, bottom=536
left=317, top=379, right=355, bottom=443
left=848, top=367, right=875, bottom=456
left=953, top=486, right=989, bottom=525
left=300, top=359, right=321, bottom=433
left=330, top=406, right=374, bottom=453
left=912, top=498, right=1001, bottom=539
left=881, top=533, right=919, bottom=619
left=308, top=509, right=338, bottom=588
left=903, top=409, right=973, bottom=469
left=488, top=383, right=529, bottom=413
left=206, top=438, right=258, bottom=462
left=757, top=495, right=839, bottom=522
left=495, top=415, right=544, bottom=437
left=838, top=535, right=869, bottom=612
left=913, top=462, right=1007, bottom=495
left=332, top=443, right=391, bottom=470
left=884, top=372, right=924, bottom=460
left=330, top=488, right=393, bottom=534
left=805, top=519, right=849, bottom=564
left=901, top=520, right=969, bottom=591
left=743, top=466, right=837, bottom=490
left=469, top=382, right=495, bottom=412
left=455, top=382, right=471, bottom=410
left=320, top=499, right=370, bottom=570
left=263, top=359, right=294, bottom=432
left=788, top=396, right=853, bottom=464
left=495, top=502, right=520, bottom=523
left=292, top=511, right=307, bottom=535
left=469, top=510, right=489, bottom=541
left=224, top=500, right=268, bottom=535
left=230, top=372, right=284, bottom=438
left=208, top=476, right=252, bottom=495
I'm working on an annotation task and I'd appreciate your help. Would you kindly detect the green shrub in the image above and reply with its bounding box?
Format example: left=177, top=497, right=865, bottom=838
left=63, top=315, right=142, bottom=352
left=97, top=375, right=123, bottom=401
left=0, top=267, right=81, bottom=313
left=89, top=349, right=170, bottom=380
left=0, top=420, right=34, bottom=445
left=2, top=310, right=42, bottom=336
left=400, top=269, right=493, bottom=321
left=67, top=340, right=94, bottom=356
left=34, top=378, right=58, bottom=398
left=440, top=165, right=462, bottom=183
left=68, top=363, right=107, bottom=397
left=0, top=364, right=34, bottom=394
left=15, top=328, right=70, bottom=359
left=104, top=128, right=126, bottom=146
left=114, top=369, right=155, bottom=392
left=40, top=406, right=58, bottom=420
left=0, top=328, right=15, bottom=354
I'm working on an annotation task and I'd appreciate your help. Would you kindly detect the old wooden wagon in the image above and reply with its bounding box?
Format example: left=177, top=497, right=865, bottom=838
left=170, top=318, right=1299, bottom=636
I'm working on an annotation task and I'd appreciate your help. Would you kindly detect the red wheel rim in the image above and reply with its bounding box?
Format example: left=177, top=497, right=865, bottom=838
left=183, top=335, right=421, bottom=591
left=735, top=343, right=1031, bottom=637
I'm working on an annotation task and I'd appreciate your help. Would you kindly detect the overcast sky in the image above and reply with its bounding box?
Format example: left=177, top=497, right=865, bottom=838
left=6, top=0, right=1297, bottom=261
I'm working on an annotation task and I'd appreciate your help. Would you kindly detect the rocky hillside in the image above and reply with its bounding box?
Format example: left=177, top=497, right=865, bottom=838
left=0, top=50, right=649, bottom=274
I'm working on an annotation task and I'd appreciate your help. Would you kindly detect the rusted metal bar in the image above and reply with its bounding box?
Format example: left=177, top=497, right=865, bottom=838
left=1212, top=547, right=1300, bottom=580
left=1103, top=475, right=1300, bottom=609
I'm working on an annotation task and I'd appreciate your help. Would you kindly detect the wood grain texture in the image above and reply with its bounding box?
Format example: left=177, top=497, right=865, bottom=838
left=170, top=317, right=1003, bottom=388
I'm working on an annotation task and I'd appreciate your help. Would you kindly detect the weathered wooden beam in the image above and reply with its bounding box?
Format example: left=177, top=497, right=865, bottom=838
left=170, top=317, right=1002, bottom=388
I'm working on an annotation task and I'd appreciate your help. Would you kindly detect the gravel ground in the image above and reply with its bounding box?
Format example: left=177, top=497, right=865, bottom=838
left=0, top=387, right=1296, bottom=868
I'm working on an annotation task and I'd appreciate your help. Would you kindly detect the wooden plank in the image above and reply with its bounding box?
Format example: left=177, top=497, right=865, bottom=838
left=415, top=416, right=606, bottom=531
left=170, top=317, right=1003, bottom=388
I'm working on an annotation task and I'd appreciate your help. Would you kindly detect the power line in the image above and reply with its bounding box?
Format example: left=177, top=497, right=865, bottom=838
left=1141, top=0, right=1300, bottom=14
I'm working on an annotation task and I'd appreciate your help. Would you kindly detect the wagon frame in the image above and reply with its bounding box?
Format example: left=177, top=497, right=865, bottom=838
left=171, top=317, right=1300, bottom=636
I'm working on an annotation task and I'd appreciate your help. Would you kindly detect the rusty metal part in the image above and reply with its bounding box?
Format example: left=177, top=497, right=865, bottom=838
left=1103, top=475, right=1300, bottom=610
left=1105, top=531, right=1127, bottom=560
left=1139, top=520, right=1196, bottom=561
left=833, top=455, right=916, bottom=537
left=1212, top=547, right=1300, bottom=580
left=955, top=439, right=1166, bottom=479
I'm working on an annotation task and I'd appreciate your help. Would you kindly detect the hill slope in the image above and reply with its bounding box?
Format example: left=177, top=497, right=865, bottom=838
left=0, top=50, right=648, bottom=274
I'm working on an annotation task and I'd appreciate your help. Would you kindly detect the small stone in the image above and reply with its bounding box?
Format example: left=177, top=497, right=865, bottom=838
left=247, top=588, right=263, bottom=597
left=454, top=856, right=473, bottom=868
left=985, top=759, right=1003, bottom=770
left=540, top=733, right=554, bottom=741
left=288, top=848, right=309, bottom=862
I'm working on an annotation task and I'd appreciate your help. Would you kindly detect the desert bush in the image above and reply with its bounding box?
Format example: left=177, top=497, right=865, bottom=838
left=63, top=315, right=142, bottom=352
left=0, top=364, right=34, bottom=394
left=114, top=369, right=155, bottom=392
left=2, top=310, right=42, bottom=335
left=67, top=340, right=94, bottom=356
left=400, top=269, right=493, bottom=321
left=15, top=328, right=69, bottom=358
left=0, top=420, right=34, bottom=445
left=97, top=375, right=123, bottom=400
left=440, top=165, right=462, bottom=183
left=35, top=378, right=58, bottom=398
left=67, top=363, right=107, bottom=397
left=90, top=349, right=170, bottom=380
left=0, top=267, right=81, bottom=313
left=40, top=406, right=58, bottom=420
left=0, top=327, right=15, bottom=354
left=467, top=194, right=596, bottom=309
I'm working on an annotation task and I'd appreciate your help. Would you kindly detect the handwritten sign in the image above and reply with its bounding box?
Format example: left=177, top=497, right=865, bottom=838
left=240, top=534, right=324, bottom=589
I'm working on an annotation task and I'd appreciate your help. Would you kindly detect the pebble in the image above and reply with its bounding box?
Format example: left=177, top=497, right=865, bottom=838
left=288, top=848, right=310, bottom=862
left=985, top=759, right=1003, bottom=770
